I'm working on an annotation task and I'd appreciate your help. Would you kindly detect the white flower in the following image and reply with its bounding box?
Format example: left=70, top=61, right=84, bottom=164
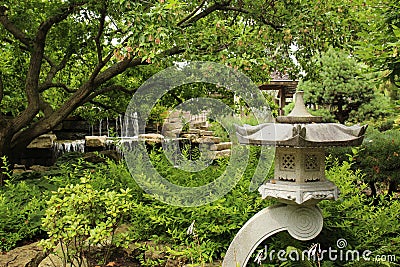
left=187, top=220, right=195, bottom=236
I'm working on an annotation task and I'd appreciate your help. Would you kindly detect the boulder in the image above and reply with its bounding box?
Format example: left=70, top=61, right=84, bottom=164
left=215, top=149, right=231, bottom=158
left=210, top=142, right=232, bottom=151
left=85, top=136, right=107, bottom=147
left=195, top=136, right=221, bottom=144
left=0, top=241, right=48, bottom=267
left=27, top=134, right=57, bottom=149
left=200, top=130, right=214, bottom=136
left=29, top=165, right=50, bottom=172
left=138, top=133, right=164, bottom=143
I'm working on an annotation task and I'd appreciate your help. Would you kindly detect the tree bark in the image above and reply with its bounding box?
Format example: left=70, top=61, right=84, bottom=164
left=369, top=181, right=377, bottom=197
left=388, top=179, right=398, bottom=196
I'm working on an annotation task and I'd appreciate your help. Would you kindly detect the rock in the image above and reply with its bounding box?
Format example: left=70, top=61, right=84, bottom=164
left=210, top=142, right=232, bottom=151
left=200, top=130, right=214, bottom=136
left=85, top=136, right=107, bottom=147
left=162, top=122, right=182, bottom=132
left=181, top=133, right=198, bottom=140
left=191, top=121, right=208, bottom=128
left=195, top=136, right=221, bottom=144
left=27, top=134, right=57, bottom=149
left=0, top=241, right=48, bottom=267
left=29, top=165, right=50, bottom=172
left=13, top=164, right=26, bottom=174
left=215, top=149, right=231, bottom=158
left=13, top=164, right=26, bottom=170
left=100, top=150, right=122, bottom=162
left=138, top=134, right=164, bottom=143
left=83, top=152, right=107, bottom=163
left=187, top=129, right=200, bottom=135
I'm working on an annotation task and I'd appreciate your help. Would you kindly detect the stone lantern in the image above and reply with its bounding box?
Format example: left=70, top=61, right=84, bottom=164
left=222, top=91, right=367, bottom=266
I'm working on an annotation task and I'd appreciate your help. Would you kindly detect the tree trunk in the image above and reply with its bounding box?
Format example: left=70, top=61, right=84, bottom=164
left=369, top=181, right=377, bottom=197
left=388, top=179, right=398, bottom=197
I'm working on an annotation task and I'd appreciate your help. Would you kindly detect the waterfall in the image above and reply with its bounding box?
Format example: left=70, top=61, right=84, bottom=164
left=106, top=117, right=110, bottom=137
left=119, top=114, right=123, bottom=137
left=121, top=112, right=139, bottom=137
left=54, top=140, right=85, bottom=156
left=99, top=119, right=102, bottom=136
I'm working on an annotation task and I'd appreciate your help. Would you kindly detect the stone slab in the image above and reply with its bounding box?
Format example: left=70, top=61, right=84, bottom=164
left=27, top=134, right=57, bottom=149
left=210, top=142, right=232, bottom=151
left=85, top=136, right=107, bottom=147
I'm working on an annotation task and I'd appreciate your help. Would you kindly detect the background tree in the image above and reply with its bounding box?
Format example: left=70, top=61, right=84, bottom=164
left=354, top=0, right=400, bottom=88
left=298, top=48, right=388, bottom=124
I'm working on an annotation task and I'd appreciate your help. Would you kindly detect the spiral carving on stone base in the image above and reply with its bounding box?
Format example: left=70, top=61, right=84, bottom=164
left=287, top=205, right=323, bottom=240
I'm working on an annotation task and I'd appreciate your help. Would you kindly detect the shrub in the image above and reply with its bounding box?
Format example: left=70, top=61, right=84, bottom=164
left=355, top=127, right=400, bottom=196
left=0, top=179, right=49, bottom=252
left=41, top=175, right=133, bottom=267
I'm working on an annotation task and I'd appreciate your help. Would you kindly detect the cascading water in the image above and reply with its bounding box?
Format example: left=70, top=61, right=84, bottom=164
left=116, top=112, right=140, bottom=153
left=54, top=140, right=85, bottom=157
left=121, top=112, right=139, bottom=137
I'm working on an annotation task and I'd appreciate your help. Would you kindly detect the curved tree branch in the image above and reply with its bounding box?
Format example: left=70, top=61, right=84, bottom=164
left=12, top=2, right=85, bottom=133
left=44, top=49, right=74, bottom=84
left=179, top=2, right=250, bottom=27
left=95, top=3, right=107, bottom=64
left=177, top=0, right=207, bottom=27
left=81, top=85, right=135, bottom=106
left=88, top=100, right=122, bottom=114
left=38, top=82, right=75, bottom=93
left=0, top=6, right=32, bottom=47
left=180, top=3, right=221, bottom=27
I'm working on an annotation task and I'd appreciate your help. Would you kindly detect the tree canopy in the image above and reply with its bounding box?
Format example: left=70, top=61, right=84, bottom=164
left=354, top=0, right=400, bottom=88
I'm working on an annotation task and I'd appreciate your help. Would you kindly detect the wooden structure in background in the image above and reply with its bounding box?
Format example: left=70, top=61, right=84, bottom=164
left=259, top=72, right=298, bottom=116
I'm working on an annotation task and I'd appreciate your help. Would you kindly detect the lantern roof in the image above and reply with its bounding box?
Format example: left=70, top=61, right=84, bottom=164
left=236, top=91, right=367, bottom=147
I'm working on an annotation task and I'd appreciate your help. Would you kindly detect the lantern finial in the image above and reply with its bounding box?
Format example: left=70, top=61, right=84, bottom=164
left=276, top=91, right=322, bottom=123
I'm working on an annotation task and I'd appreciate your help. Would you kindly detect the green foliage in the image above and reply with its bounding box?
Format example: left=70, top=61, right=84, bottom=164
left=41, top=175, right=133, bottom=267
left=354, top=127, right=400, bottom=196
left=354, top=0, right=400, bottom=88
left=319, top=159, right=400, bottom=266
left=348, top=90, right=393, bottom=124
left=0, top=180, right=48, bottom=252
left=126, top=145, right=272, bottom=265
left=2, top=138, right=400, bottom=267
left=328, top=126, right=400, bottom=197
left=299, top=47, right=376, bottom=124
left=0, top=155, right=11, bottom=186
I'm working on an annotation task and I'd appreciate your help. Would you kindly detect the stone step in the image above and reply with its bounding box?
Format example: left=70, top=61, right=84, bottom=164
left=215, top=149, right=231, bottom=158
left=195, top=136, right=221, bottom=144
left=200, top=130, right=214, bottom=136
left=210, top=142, right=232, bottom=151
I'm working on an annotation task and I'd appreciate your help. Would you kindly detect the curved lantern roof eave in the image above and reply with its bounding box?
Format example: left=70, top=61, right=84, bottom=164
left=236, top=123, right=368, bottom=147
left=235, top=91, right=368, bottom=147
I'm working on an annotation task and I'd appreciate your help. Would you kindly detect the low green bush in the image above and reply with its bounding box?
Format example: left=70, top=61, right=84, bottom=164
left=0, top=180, right=49, bottom=251
left=41, top=175, right=133, bottom=267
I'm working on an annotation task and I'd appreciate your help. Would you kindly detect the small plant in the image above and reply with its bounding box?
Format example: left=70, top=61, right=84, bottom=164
left=41, top=175, right=133, bottom=267
left=0, top=155, right=12, bottom=186
left=0, top=179, right=47, bottom=252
